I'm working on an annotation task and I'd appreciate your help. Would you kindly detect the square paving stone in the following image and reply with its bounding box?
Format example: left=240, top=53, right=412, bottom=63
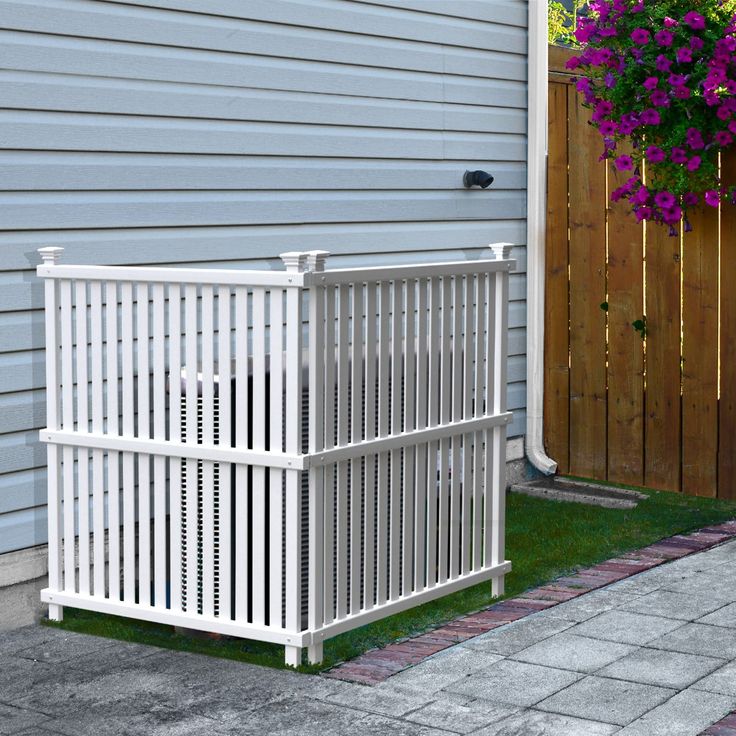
left=622, top=590, right=727, bottom=621
left=473, top=710, right=618, bottom=735
left=444, top=659, right=582, bottom=707
left=536, top=675, right=675, bottom=726
left=664, top=572, right=736, bottom=602
left=615, top=687, right=736, bottom=736
left=0, top=626, right=72, bottom=657
left=693, top=661, right=736, bottom=695
left=404, top=692, right=519, bottom=734
left=462, top=615, right=574, bottom=656
left=512, top=633, right=636, bottom=673
left=14, top=631, right=126, bottom=665
left=386, top=647, right=504, bottom=693
left=598, top=647, right=725, bottom=689
left=547, top=589, right=641, bottom=623
left=327, top=680, right=434, bottom=717
left=0, top=656, right=56, bottom=704
left=571, top=610, right=683, bottom=645
left=648, top=623, right=736, bottom=659
left=698, top=602, right=736, bottom=628
left=0, top=702, right=52, bottom=735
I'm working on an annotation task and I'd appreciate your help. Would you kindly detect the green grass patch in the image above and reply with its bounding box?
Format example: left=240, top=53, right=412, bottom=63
left=46, top=488, right=736, bottom=673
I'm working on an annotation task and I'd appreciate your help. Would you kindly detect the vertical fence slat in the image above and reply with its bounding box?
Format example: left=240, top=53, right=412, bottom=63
left=483, top=276, right=497, bottom=566
left=322, top=286, right=336, bottom=621
left=568, top=95, right=607, bottom=480
left=682, top=207, right=719, bottom=497
left=337, top=284, right=350, bottom=616
left=606, top=152, right=645, bottom=486
left=136, top=283, right=151, bottom=606
left=720, top=152, right=736, bottom=498
left=377, top=281, right=390, bottom=603
left=217, top=286, right=233, bottom=619
left=389, top=280, right=402, bottom=600
left=105, top=281, right=121, bottom=601
left=414, top=278, right=428, bottom=590
left=151, top=283, right=166, bottom=608
left=200, top=285, right=216, bottom=616
left=645, top=223, right=682, bottom=492
left=450, top=276, right=463, bottom=579
left=168, top=284, right=182, bottom=611
left=403, top=278, right=416, bottom=594
left=75, top=281, right=90, bottom=596
left=251, top=287, right=267, bottom=625
left=437, top=276, right=452, bottom=585
left=184, top=284, right=199, bottom=612
left=461, top=275, right=473, bottom=575
left=544, top=80, right=571, bottom=474
left=350, top=282, right=363, bottom=613
left=234, top=286, right=249, bottom=620
left=426, top=277, right=440, bottom=587
left=89, top=281, right=105, bottom=597
left=472, top=275, right=485, bottom=570
left=363, top=282, right=377, bottom=609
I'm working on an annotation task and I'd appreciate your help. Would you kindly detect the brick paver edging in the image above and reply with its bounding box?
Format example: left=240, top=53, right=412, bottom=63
left=323, top=519, right=736, bottom=687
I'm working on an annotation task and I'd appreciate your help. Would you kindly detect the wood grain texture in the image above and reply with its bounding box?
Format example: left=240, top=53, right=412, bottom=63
left=567, top=90, right=607, bottom=479
left=543, top=81, right=570, bottom=473
left=681, top=206, right=719, bottom=496
left=645, top=222, right=682, bottom=492
left=720, top=151, right=736, bottom=498
left=606, top=151, right=644, bottom=486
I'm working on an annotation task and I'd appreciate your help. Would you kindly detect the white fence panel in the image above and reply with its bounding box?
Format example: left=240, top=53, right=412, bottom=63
left=38, top=245, right=513, bottom=665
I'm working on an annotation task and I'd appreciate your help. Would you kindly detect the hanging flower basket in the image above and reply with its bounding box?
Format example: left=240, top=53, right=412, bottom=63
left=568, top=0, right=736, bottom=233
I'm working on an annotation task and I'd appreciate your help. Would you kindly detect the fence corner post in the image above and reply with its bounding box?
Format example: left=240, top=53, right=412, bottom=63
left=489, top=243, right=513, bottom=262
left=38, top=246, right=65, bottom=264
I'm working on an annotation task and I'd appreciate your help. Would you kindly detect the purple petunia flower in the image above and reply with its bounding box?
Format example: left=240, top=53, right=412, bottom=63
left=656, top=54, right=673, bottom=72
left=684, top=11, right=706, bottom=30
left=663, top=17, right=679, bottom=29
left=687, top=156, right=701, bottom=171
left=640, top=109, right=661, bottom=125
left=655, top=191, right=676, bottom=209
left=717, top=130, right=735, bottom=146
left=599, top=120, right=618, bottom=135
left=676, top=47, right=693, bottom=63
left=615, top=155, right=634, bottom=171
left=646, top=146, right=666, bottom=163
left=671, top=147, right=688, bottom=164
left=643, top=76, right=659, bottom=91
left=686, top=127, right=705, bottom=149
left=655, top=29, right=674, bottom=47
left=690, top=36, right=704, bottom=51
left=651, top=90, right=670, bottom=107
left=674, top=86, right=691, bottom=100
left=683, top=192, right=699, bottom=206
left=705, top=190, right=721, bottom=207
left=566, top=56, right=581, bottom=71
left=631, top=28, right=651, bottom=45
left=662, top=205, right=682, bottom=225
left=631, top=187, right=650, bottom=205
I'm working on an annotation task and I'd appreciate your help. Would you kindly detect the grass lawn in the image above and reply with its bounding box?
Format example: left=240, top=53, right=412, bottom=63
left=46, top=487, right=736, bottom=673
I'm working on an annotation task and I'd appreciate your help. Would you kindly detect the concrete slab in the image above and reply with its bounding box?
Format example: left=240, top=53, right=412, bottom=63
left=697, top=602, right=736, bottom=628
left=444, top=659, right=582, bottom=707
left=648, top=623, right=736, bottom=659
left=597, top=647, right=725, bottom=690
left=570, top=610, right=683, bottom=645
left=512, top=633, right=636, bottom=673
left=0, top=702, right=52, bottom=735
left=473, top=710, right=619, bottom=736
left=693, top=661, right=736, bottom=696
left=547, top=589, right=641, bottom=623
left=404, top=692, right=519, bottom=734
left=615, top=688, right=736, bottom=736
left=622, top=590, right=729, bottom=621
left=461, top=613, right=574, bottom=655
left=536, top=675, right=675, bottom=726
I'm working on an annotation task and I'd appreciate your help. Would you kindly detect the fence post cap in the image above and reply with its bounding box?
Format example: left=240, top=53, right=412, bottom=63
left=489, top=242, right=513, bottom=261
left=38, top=247, right=64, bottom=263
left=306, top=250, right=330, bottom=272
left=279, top=251, right=309, bottom=272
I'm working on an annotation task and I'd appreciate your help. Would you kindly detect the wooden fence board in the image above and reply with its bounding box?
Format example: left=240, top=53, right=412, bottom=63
left=682, top=206, right=719, bottom=497
left=567, top=92, right=607, bottom=479
left=720, top=152, right=736, bottom=498
left=543, top=80, right=570, bottom=474
left=644, top=223, right=682, bottom=492
left=606, top=152, right=644, bottom=486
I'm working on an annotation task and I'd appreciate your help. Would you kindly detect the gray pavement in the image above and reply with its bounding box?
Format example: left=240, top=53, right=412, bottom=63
left=3, top=539, right=736, bottom=735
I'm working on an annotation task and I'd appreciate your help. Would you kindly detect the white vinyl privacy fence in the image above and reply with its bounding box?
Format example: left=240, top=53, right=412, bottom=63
left=38, top=245, right=514, bottom=666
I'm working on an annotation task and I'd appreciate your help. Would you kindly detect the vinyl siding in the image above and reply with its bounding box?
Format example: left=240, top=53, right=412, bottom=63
left=0, top=0, right=528, bottom=554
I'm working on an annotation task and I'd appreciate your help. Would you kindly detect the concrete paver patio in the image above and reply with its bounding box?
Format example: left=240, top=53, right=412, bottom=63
left=4, top=539, right=736, bottom=735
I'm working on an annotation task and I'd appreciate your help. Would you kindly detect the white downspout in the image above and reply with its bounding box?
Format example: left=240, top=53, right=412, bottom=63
left=526, top=0, right=557, bottom=475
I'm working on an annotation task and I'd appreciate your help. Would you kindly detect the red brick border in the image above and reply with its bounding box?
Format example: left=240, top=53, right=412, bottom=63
left=323, top=520, right=736, bottom=686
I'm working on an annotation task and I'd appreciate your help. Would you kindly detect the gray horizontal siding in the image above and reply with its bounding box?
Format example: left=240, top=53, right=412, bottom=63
left=0, top=0, right=528, bottom=554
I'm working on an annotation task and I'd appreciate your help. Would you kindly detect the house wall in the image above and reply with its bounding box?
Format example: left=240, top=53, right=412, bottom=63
left=0, top=0, right=529, bottom=562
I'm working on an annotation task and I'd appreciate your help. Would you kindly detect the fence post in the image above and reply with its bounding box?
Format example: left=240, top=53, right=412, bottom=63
left=38, top=247, right=64, bottom=622
left=280, top=252, right=308, bottom=667
left=490, top=243, right=512, bottom=597
left=306, top=251, right=329, bottom=664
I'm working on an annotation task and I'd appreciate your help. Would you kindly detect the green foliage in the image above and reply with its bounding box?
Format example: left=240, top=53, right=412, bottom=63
left=632, top=316, right=647, bottom=339
left=549, top=1, right=587, bottom=46
left=47, top=488, right=736, bottom=672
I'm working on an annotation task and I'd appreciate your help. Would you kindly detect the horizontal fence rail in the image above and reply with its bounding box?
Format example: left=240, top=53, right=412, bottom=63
left=37, top=244, right=514, bottom=666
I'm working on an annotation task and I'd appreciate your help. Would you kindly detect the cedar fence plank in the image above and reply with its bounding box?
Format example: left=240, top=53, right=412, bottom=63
left=567, top=90, right=607, bottom=479
left=682, top=206, right=719, bottom=497
left=606, top=151, right=645, bottom=486
left=719, top=151, right=736, bottom=498
left=543, top=80, right=571, bottom=474
left=645, top=222, right=682, bottom=492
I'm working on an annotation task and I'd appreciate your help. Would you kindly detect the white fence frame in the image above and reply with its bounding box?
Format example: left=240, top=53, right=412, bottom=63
left=38, top=244, right=514, bottom=666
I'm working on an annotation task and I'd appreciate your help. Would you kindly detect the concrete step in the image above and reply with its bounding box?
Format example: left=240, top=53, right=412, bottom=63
left=510, top=477, right=647, bottom=509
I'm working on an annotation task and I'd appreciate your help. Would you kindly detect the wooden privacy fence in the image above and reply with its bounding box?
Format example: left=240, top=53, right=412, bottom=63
left=37, top=244, right=513, bottom=666
left=545, top=46, right=736, bottom=498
